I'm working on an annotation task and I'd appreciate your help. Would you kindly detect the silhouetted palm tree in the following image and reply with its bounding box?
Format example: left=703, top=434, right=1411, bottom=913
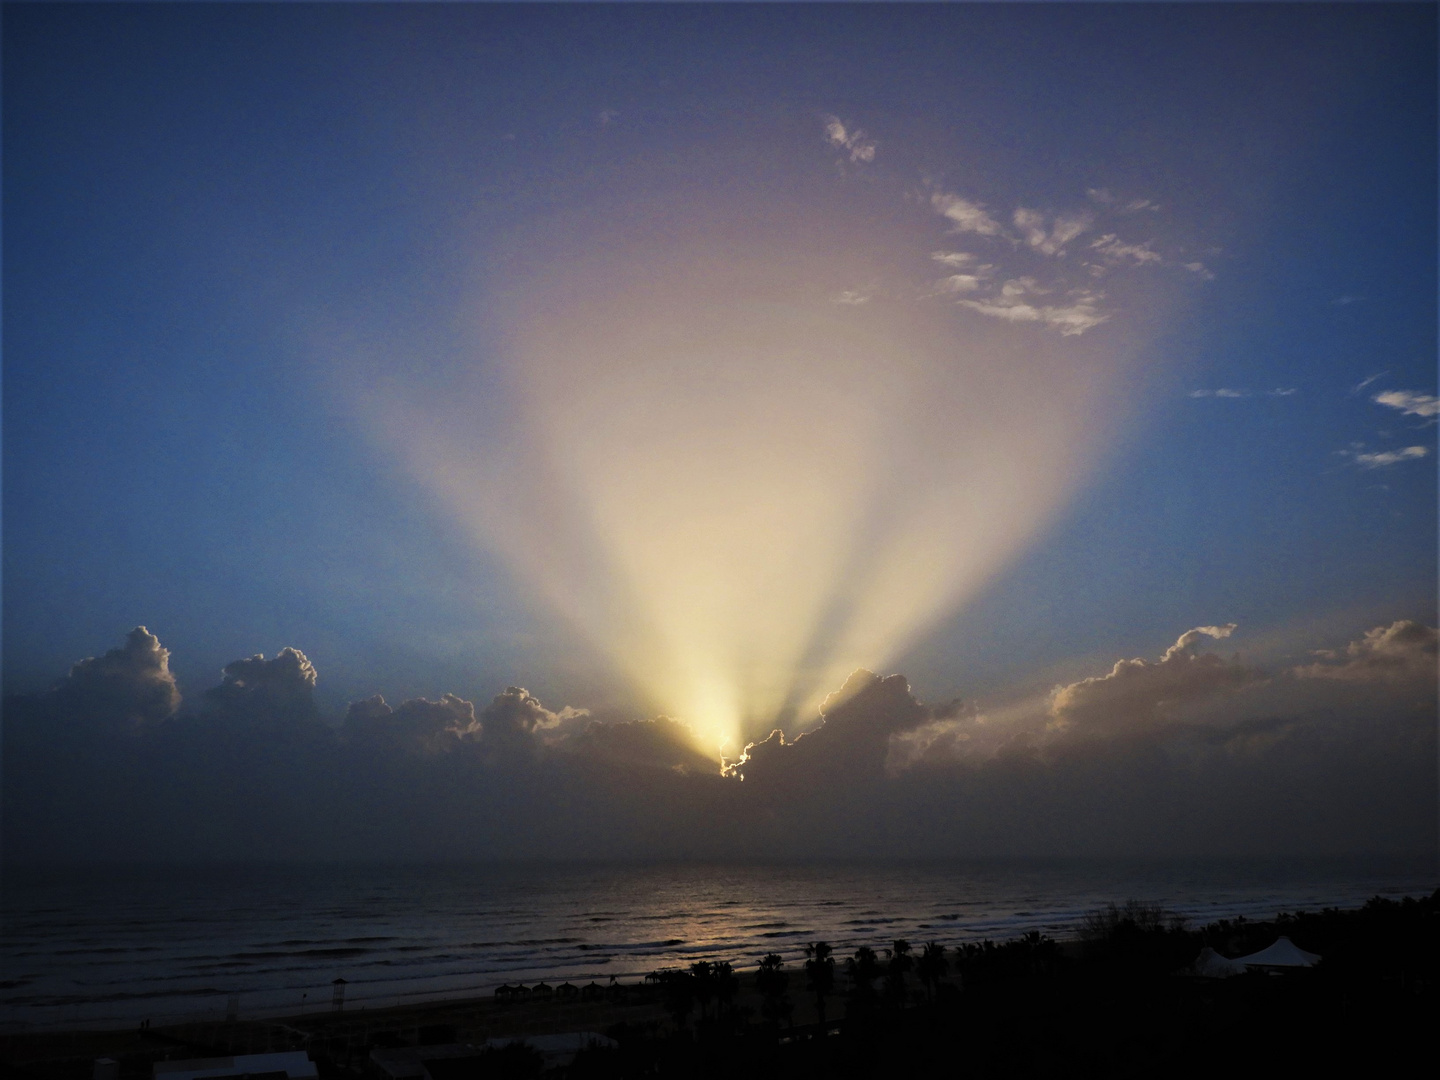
left=712, top=961, right=738, bottom=1018
left=804, top=942, right=836, bottom=1031
left=884, top=939, right=913, bottom=1003
left=846, top=945, right=883, bottom=1006
left=756, top=953, right=792, bottom=1028
left=916, top=941, right=948, bottom=1002
left=658, top=969, right=695, bottom=1032
left=689, top=960, right=715, bottom=1020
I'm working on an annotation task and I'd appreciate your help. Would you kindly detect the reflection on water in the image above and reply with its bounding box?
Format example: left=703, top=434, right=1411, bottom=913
left=3, top=858, right=1433, bottom=1030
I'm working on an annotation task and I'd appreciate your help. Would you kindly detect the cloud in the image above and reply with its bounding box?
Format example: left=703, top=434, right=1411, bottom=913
left=1332, top=295, right=1364, bottom=306
left=831, top=289, right=870, bottom=306
left=1090, top=233, right=1162, bottom=266
left=4, top=629, right=1434, bottom=861
left=1013, top=208, right=1092, bottom=256
left=53, top=626, right=181, bottom=729
left=598, top=108, right=619, bottom=128
left=1182, top=262, right=1215, bottom=280
left=956, top=288, right=1109, bottom=336
left=937, top=274, right=986, bottom=294
left=929, top=191, right=1005, bottom=237
left=930, top=251, right=979, bottom=269
left=1048, top=623, right=1262, bottom=736
left=345, top=692, right=479, bottom=752
left=202, top=647, right=320, bottom=725
left=1350, top=445, right=1429, bottom=468
left=478, top=685, right=576, bottom=758
left=563, top=715, right=719, bottom=774
left=823, top=115, right=875, bottom=163
left=1353, top=372, right=1386, bottom=393
left=1189, top=387, right=1296, bottom=399
left=727, top=670, right=930, bottom=785
left=1295, top=621, right=1437, bottom=683
left=1373, top=390, right=1439, bottom=419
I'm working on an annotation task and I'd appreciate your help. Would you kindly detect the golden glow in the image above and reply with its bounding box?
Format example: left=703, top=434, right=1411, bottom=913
left=362, top=200, right=1148, bottom=755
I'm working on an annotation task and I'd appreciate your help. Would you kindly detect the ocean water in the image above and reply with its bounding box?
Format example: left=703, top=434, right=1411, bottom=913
left=2, top=858, right=1434, bottom=1031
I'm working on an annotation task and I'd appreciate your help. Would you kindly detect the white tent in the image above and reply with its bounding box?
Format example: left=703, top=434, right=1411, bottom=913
left=1232, top=936, right=1321, bottom=968
left=1190, top=946, right=1249, bottom=978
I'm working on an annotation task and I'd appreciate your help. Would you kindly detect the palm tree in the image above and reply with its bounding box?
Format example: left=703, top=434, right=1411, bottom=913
left=885, top=939, right=913, bottom=1003
left=756, top=953, right=792, bottom=1028
left=846, top=945, right=882, bottom=1007
left=689, top=960, right=715, bottom=1020
left=712, top=961, right=738, bottom=1018
left=916, top=941, right=948, bottom=1002
left=657, top=969, right=695, bottom=1032
left=803, top=941, right=836, bottom=1031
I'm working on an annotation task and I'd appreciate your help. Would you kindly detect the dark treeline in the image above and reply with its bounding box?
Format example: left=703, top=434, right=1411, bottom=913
left=554, top=890, right=1438, bottom=1078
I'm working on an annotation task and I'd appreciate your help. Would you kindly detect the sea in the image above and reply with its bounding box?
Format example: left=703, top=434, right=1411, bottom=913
left=2, top=857, right=1435, bottom=1032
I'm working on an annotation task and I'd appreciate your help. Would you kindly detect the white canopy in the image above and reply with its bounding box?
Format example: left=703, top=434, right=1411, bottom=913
left=1190, top=946, right=1249, bottom=978
left=1232, top=936, right=1321, bottom=968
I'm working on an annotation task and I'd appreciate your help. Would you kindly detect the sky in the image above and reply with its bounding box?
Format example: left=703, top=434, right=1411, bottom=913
left=3, top=3, right=1436, bottom=861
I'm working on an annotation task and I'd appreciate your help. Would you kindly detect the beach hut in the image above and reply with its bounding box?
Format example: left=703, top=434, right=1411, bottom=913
left=1233, top=936, right=1321, bottom=970
left=1189, top=947, right=1249, bottom=978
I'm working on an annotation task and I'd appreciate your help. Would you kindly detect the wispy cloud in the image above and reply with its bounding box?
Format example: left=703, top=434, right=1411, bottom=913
left=831, top=289, right=870, bottom=306
left=823, top=115, right=875, bottom=163
left=1090, top=233, right=1162, bottom=266
left=1349, top=445, right=1429, bottom=468
left=930, top=251, right=979, bottom=269
left=930, top=191, right=1005, bottom=237
left=1373, top=389, right=1440, bottom=419
left=1353, top=372, right=1386, bottom=393
left=1331, top=294, right=1364, bottom=306
left=1188, top=387, right=1297, bottom=399
left=1182, top=261, right=1215, bottom=281
left=957, top=287, right=1108, bottom=336
left=1013, top=207, right=1092, bottom=256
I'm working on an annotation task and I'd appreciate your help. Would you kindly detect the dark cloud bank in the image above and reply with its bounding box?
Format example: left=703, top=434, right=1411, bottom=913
left=4, top=623, right=1434, bottom=862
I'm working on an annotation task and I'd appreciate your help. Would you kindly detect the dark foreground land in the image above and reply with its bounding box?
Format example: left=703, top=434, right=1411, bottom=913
left=4, top=890, right=1436, bottom=1079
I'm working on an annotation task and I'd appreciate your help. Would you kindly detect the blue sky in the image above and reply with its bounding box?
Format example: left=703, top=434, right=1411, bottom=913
left=5, top=2, right=1435, bottom=728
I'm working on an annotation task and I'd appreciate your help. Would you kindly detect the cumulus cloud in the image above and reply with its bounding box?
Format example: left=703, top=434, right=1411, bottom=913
left=53, top=626, right=181, bottom=729
left=345, top=692, right=480, bottom=752
left=1295, top=621, right=1437, bottom=683
left=563, top=715, right=718, bottom=774
left=203, top=647, right=320, bottom=725
left=930, top=191, right=1006, bottom=237
left=4, top=627, right=1435, bottom=861
left=1373, top=390, right=1439, bottom=419
left=1048, top=623, right=1262, bottom=736
left=726, top=670, right=930, bottom=785
left=478, top=685, right=581, bottom=758
left=823, top=115, right=875, bottom=163
left=1349, top=445, right=1429, bottom=468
